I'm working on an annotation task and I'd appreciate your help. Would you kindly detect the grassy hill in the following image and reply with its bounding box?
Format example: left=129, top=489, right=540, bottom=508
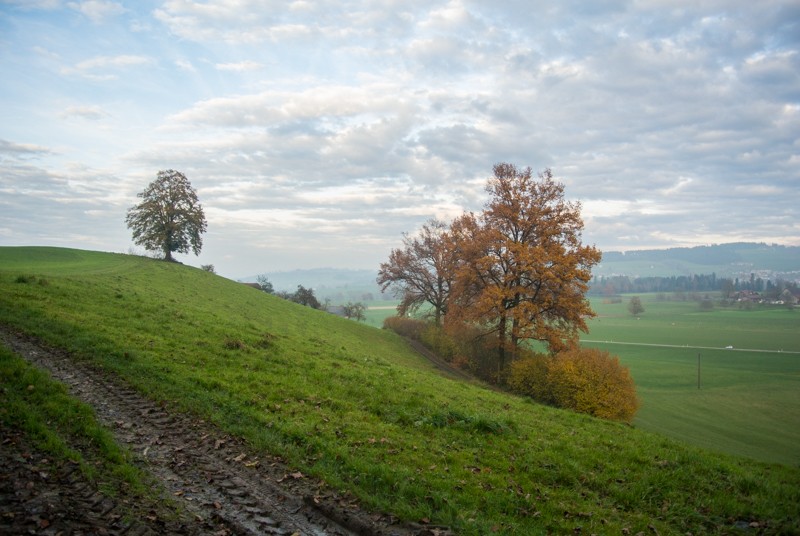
left=1, top=246, right=799, bottom=534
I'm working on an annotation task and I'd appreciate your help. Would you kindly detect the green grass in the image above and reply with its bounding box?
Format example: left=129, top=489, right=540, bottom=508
left=583, top=296, right=800, bottom=465
left=364, top=303, right=398, bottom=328
left=2, top=247, right=799, bottom=535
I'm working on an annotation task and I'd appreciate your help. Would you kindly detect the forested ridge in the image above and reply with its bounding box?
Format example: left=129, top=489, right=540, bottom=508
left=599, top=242, right=799, bottom=269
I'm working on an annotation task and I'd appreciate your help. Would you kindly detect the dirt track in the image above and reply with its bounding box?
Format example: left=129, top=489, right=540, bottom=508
left=1, top=327, right=451, bottom=536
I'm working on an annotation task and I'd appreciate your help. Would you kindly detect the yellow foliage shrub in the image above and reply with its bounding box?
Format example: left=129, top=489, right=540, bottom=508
left=507, top=354, right=553, bottom=404
left=508, top=347, right=639, bottom=423
left=547, top=347, right=639, bottom=422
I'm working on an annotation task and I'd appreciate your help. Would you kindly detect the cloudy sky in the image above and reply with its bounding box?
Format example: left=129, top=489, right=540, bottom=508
left=1, top=1, right=798, bottom=277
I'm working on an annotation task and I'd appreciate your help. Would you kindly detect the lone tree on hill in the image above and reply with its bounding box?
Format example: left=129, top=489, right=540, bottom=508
left=126, top=170, right=207, bottom=262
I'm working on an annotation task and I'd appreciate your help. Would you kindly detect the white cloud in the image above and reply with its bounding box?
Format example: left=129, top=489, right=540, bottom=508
left=60, top=54, right=154, bottom=80
left=165, top=83, right=413, bottom=128
left=67, top=0, right=125, bottom=23
left=153, top=1, right=315, bottom=44
left=1, top=0, right=61, bottom=9
left=659, top=177, right=694, bottom=196
left=733, top=184, right=783, bottom=195
left=582, top=199, right=632, bottom=219
left=0, top=139, right=52, bottom=159
left=215, top=61, right=264, bottom=72
left=32, top=46, right=61, bottom=60
left=59, top=105, right=109, bottom=120
left=175, top=59, right=196, bottom=72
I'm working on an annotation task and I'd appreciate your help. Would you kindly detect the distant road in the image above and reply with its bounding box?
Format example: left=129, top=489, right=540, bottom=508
left=579, top=340, right=800, bottom=355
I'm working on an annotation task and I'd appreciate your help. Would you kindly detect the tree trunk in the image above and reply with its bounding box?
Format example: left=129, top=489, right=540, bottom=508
left=497, top=313, right=507, bottom=370
left=511, top=317, right=520, bottom=361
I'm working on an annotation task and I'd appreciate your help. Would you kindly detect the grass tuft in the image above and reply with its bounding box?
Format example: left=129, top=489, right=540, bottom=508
left=223, top=337, right=247, bottom=350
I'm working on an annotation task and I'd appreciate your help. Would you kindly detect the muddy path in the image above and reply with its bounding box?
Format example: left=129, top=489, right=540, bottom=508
left=1, top=327, right=451, bottom=536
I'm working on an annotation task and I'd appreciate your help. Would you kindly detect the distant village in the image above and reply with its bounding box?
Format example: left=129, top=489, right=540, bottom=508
left=732, top=288, right=799, bottom=306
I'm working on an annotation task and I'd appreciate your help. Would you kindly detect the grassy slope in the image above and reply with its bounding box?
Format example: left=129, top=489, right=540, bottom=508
left=1, top=247, right=799, bottom=535
left=583, top=297, right=800, bottom=466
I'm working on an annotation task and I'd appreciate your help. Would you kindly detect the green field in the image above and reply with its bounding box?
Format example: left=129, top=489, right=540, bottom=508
left=2, top=247, right=799, bottom=535
left=582, top=297, right=800, bottom=465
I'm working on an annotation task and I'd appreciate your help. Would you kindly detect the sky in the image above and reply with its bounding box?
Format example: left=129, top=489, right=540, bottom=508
left=1, top=0, right=798, bottom=278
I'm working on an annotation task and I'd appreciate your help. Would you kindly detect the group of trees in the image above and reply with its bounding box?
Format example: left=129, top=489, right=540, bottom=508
left=253, top=275, right=323, bottom=309
left=379, top=164, right=602, bottom=367
left=592, top=273, right=799, bottom=300
left=379, top=163, right=638, bottom=421
left=591, top=274, right=724, bottom=296
left=254, top=274, right=367, bottom=318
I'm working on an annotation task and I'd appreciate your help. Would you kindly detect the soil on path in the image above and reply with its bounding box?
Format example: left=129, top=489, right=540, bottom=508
left=1, top=327, right=452, bottom=536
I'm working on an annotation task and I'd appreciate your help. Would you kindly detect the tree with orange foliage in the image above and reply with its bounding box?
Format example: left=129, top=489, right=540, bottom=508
left=377, top=218, right=458, bottom=325
left=449, top=164, right=601, bottom=367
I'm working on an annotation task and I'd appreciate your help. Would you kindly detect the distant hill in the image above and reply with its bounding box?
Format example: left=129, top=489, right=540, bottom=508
left=594, top=242, right=800, bottom=279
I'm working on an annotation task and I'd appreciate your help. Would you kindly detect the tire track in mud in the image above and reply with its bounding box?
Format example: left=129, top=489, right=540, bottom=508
left=1, top=327, right=450, bottom=536
left=1, top=428, right=199, bottom=535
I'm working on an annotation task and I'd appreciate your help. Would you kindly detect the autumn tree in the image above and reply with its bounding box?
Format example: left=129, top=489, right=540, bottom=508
left=449, top=164, right=601, bottom=367
left=628, top=296, right=645, bottom=316
left=377, top=218, right=458, bottom=325
left=126, top=170, right=207, bottom=262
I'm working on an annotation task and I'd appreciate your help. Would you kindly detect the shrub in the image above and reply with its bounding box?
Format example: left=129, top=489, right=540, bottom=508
left=547, top=347, right=639, bottom=423
left=507, top=354, right=553, bottom=404
left=420, top=324, right=458, bottom=361
left=382, top=316, right=427, bottom=339
left=699, top=297, right=714, bottom=311
left=443, top=322, right=503, bottom=381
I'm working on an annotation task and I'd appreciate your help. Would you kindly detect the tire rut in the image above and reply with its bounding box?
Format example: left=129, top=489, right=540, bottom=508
left=1, top=428, right=194, bottom=536
left=1, top=327, right=450, bottom=536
